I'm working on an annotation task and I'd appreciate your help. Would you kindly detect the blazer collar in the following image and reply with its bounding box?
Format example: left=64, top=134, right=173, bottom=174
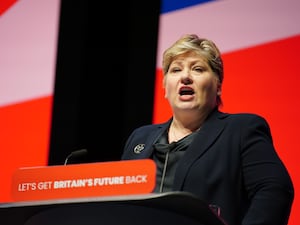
left=173, top=109, right=228, bottom=190
left=133, top=120, right=172, bottom=158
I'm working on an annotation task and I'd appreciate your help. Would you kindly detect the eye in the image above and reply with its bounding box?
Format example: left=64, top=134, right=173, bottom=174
left=169, top=67, right=182, bottom=73
left=193, top=66, right=204, bottom=73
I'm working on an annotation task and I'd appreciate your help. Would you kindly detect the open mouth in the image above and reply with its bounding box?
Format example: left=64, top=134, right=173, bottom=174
left=179, top=87, right=194, bottom=95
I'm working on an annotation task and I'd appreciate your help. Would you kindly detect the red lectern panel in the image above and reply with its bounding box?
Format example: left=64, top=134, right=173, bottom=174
left=11, top=159, right=156, bottom=201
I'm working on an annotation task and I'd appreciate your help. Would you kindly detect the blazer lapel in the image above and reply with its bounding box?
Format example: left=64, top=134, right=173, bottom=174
left=131, top=121, right=171, bottom=159
left=173, top=110, right=227, bottom=190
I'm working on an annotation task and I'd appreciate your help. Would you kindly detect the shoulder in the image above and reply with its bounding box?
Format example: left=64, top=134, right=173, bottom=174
left=219, top=111, right=268, bottom=124
left=218, top=111, right=272, bottom=135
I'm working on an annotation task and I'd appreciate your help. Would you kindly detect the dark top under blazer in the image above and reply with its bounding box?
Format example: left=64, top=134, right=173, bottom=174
left=121, top=109, right=294, bottom=225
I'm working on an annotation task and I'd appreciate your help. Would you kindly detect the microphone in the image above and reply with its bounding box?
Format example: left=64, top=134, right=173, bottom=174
left=64, top=149, right=88, bottom=165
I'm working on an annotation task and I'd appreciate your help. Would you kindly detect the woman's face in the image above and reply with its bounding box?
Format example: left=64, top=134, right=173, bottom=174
left=163, top=52, right=221, bottom=113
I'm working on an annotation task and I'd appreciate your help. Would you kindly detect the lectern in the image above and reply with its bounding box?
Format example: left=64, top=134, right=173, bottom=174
left=0, top=192, right=228, bottom=225
left=0, top=160, right=227, bottom=225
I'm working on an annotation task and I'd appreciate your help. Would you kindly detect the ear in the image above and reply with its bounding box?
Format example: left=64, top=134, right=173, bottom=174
left=163, top=76, right=167, bottom=98
left=163, top=75, right=166, bottom=87
left=217, top=83, right=222, bottom=96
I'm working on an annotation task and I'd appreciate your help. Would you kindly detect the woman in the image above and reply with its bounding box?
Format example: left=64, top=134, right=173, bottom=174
left=121, top=34, right=294, bottom=225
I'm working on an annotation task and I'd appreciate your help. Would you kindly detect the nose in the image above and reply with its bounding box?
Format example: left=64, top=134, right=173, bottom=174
left=181, top=70, right=193, bottom=84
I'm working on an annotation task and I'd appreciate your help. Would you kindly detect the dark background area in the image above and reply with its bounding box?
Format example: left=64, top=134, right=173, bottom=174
left=48, top=1, right=161, bottom=165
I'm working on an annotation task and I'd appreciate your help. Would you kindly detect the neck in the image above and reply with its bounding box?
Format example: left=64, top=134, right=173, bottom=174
left=168, top=120, right=201, bottom=143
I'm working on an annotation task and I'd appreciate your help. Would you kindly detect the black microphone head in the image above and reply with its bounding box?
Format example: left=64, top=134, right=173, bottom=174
left=64, top=149, right=88, bottom=165
left=72, top=149, right=88, bottom=157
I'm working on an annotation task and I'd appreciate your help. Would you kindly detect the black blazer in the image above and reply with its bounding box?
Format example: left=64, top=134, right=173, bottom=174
left=121, top=109, right=294, bottom=225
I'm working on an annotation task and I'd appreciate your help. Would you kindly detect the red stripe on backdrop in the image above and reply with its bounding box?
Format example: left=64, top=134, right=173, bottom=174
left=153, top=35, right=300, bottom=225
left=0, top=96, right=52, bottom=203
left=221, top=36, right=300, bottom=225
left=0, top=0, right=17, bottom=16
